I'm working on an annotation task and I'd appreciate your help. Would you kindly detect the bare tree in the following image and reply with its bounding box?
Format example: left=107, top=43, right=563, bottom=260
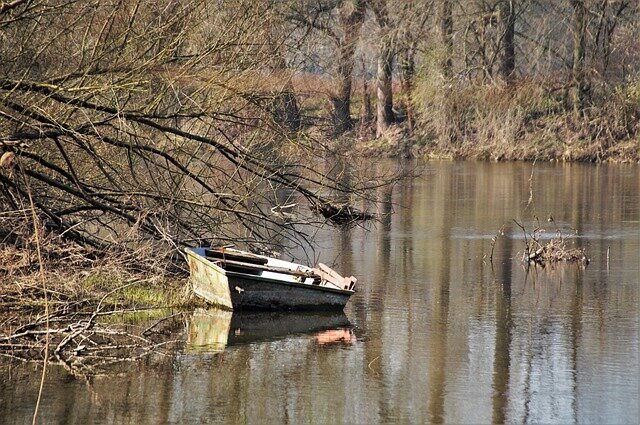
left=440, top=0, right=454, bottom=78
left=398, top=41, right=416, bottom=131
left=286, top=0, right=366, bottom=136
left=334, top=0, right=368, bottom=134
left=498, top=0, right=516, bottom=82
left=370, top=0, right=395, bottom=137
left=0, top=0, right=384, bottom=262
left=571, top=0, right=588, bottom=111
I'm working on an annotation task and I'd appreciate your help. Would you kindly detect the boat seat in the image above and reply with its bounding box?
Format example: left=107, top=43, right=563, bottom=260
left=205, top=249, right=269, bottom=266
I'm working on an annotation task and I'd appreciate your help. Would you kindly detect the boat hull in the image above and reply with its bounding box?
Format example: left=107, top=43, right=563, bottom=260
left=184, top=248, right=354, bottom=311
left=226, top=271, right=353, bottom=310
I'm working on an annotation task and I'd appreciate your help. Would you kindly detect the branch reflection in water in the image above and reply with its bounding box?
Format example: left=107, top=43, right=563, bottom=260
left=2, top=161, right=638, bottom=424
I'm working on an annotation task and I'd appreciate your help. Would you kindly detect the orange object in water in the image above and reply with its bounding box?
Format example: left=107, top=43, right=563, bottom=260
left=314, top=328, right=356, bottom=345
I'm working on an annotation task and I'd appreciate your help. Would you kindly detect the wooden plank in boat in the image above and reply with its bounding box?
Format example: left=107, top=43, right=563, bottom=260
left=214, top=258, right=317, bottom=279
left=313, top=263, right=357, bottom=290
left=205, top=248, right=269, bottom=266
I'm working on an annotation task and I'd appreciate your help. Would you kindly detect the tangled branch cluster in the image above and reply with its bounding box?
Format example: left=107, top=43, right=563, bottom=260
left=513, top=219, right=590, bottom=266
left=0, top=1, right=389, bottom=265
left=0, top=283, right=184, bottom=376
left=524, top=237, right=590, bottom=265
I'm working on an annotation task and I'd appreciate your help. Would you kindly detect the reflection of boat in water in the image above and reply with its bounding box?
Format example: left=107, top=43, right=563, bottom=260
left=185, top=308, right=354, bottom=352
left=184, top=247, right=356, bottom=310
left=186, top=308, right=233, bottom=353
left=228, top=311, right=353, bottom=345
left=313, top=328, right=356, bottom=345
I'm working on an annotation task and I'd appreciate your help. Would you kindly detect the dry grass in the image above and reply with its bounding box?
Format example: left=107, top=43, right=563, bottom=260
left=412, top=74, right=640, bottom=162
left=0, top=216, right=188, bottom=312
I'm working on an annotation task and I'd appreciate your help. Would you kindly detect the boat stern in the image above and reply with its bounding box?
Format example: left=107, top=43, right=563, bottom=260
left=184, top=248, right=233, bottom=310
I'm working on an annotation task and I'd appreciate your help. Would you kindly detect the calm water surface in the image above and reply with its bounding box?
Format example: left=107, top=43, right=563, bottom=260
left=2, top=161, right=639, bottom=424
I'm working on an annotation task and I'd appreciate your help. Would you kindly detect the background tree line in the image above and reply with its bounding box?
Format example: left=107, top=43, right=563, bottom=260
left=0, top=0, right=638, bottom=264
left=281, top=0, right=639, bottom=158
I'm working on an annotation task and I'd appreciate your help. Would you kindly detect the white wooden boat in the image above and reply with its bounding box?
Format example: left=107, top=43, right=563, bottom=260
left=184, top=247, right=357, bottom=310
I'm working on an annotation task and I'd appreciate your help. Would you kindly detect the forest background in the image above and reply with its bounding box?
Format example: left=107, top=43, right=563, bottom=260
left=0, top=0, right=638, bottom=296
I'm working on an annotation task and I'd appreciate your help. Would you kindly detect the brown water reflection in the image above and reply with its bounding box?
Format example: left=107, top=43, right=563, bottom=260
left=1, top=161, right=638, bottom=424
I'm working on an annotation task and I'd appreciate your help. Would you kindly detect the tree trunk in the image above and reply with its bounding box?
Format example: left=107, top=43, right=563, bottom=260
left=372, top=0, right=395, bottom=138
left=499, top=0, right=516, bottom=83
left=357, top=59, right=374, bottom=139
left=333, top=57, right=354, bottom=135
left=333, top=0, right=366, bottom=136
left=376, top=41, right=395, bottom=137
left=571, top=0, right=588, bottom=112
left=440, top=0, right=454, bottom=79
left=360, top=60, right=373, bottom=125
left=272, top=88, right=301, bottom=132
left=399, top=47, right=415, bottom=132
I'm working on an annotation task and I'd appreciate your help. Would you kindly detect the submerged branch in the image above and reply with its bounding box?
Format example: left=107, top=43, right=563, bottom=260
left=513, top=219, right=589, bottom=266
left=0, top=279, right=186, bottom=376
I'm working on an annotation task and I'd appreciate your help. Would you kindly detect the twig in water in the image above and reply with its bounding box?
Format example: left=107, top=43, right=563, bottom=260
left=526, top=158, right=537, bottom=208
left=488, top=224, right=506, bottom=264
left=19, top=157, right=49, bottom=425
left=368, top=355, right=380, bottom=375
left=514, top=219, right=589, bottom=266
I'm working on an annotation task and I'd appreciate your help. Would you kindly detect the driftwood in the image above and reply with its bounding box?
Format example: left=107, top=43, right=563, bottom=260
left=314, top=263, right=357, bottom=290
left=310, top=201, right=375, bottom=225
left=524, top=238, right=589, bottom=265
left=513, top=219, right=590, bottom=266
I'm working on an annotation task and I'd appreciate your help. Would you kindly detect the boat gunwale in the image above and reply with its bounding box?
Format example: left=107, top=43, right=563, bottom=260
left=224, top=269, right=355, bottom=295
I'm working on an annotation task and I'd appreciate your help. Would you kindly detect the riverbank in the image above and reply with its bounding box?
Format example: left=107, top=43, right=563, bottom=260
left=353, top=133, right=640, bottom=163
left=346, top=113, right=640, bottom=163
left=0, top=245, right=194, bottom=313
left=0, top=247, right=194, bottom=374
left=354, top=131, right=640, bottom=163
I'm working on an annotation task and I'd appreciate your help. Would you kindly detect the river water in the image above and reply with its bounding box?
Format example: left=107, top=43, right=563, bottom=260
left=2, top=161, right=639, bottom=424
